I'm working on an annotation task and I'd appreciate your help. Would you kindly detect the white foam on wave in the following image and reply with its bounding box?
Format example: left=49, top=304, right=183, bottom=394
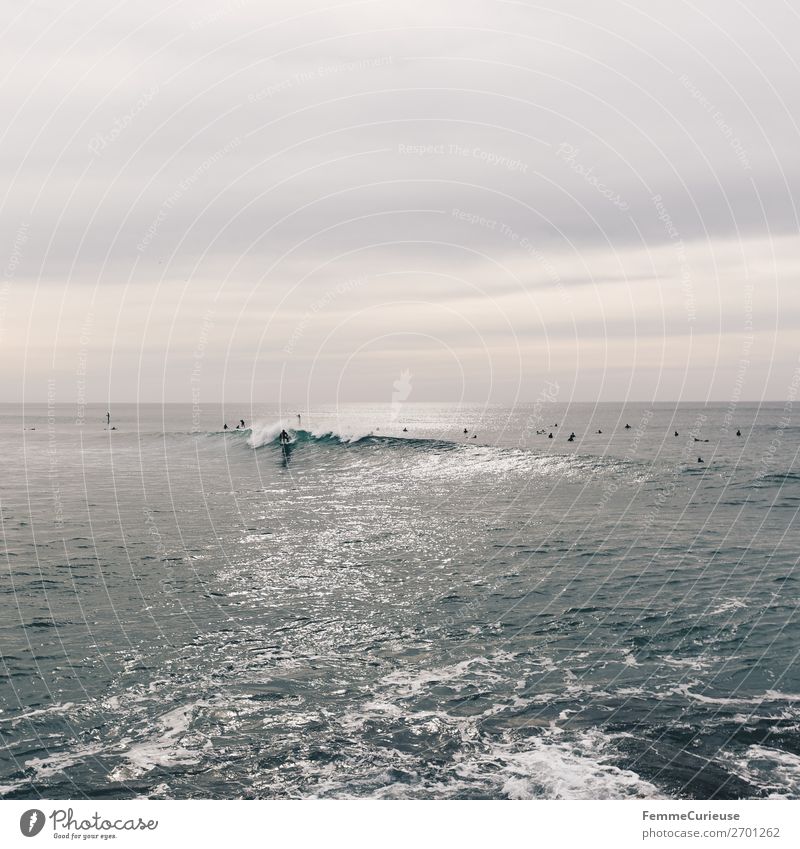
left=25, top=743, right=104, bottom=780
left=326, top=650, right=663, bottom=800
left=709, top=597, right=747, bottom=616
left=6, top=701, right=76, bottom=727
left=317, top=706, right=663, bottom=800
left=491, top=732, right=663, bottom=800
left=338, top=724, right=661, bottom=800
left=0, top=782, right=25, bottom=796
left=378, top=652, right=515, bottom=698
left=662, top=654, right=712, bottom=671
left=247, top=419, right=289, bottom=448
left=671, top=683, right=800, bottom=707
left=247, top=419, right=374, bottom=448
left=109, top=703, right=202, bottom=782
left=726, top=745, right=800, bottom=799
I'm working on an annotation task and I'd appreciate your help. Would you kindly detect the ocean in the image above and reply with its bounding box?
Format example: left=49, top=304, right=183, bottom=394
left=1, top=401, right=798, bottom=800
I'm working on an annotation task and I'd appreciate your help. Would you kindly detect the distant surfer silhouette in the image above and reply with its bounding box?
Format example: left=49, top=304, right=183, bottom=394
left=674, top=431, right=679, bottom=436
left=463, top=428, right=468, bottom=434
left=223, top=423, right=228, bottom=430
left=240, top=419, right=246, bottom=429
left=402, top=427, right=408, bottom=432
left=624, top=423, right=631, bottom=429
left=548, top=432, right=553, bottom=439
left=736, top=429, right=741, bottom=436
left=280, top=429, right=290, bottom=444
left=698, top=457, right=704, bottom=463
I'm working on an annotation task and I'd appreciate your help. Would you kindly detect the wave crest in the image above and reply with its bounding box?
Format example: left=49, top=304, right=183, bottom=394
left=247, top=420, right=375, bottom=449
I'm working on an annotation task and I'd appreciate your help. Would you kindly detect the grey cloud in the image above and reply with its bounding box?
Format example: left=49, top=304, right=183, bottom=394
left=2, top=0, right=799, bottom=401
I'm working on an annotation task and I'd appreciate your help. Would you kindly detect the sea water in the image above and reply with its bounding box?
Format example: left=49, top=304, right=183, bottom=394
left=1, top=402, right=798, bottom=799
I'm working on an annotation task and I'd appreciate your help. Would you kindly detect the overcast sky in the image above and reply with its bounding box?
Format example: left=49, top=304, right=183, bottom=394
left=1, top=0, right=799, bottom=404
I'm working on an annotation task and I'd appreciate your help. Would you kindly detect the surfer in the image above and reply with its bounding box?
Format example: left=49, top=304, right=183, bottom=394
left=736, top=429, right=742, bottom=436
left=463, top=428, right=468, bottom=434
left=698, top=457, right=704, bottom=463
left=223, top=423, right=228, bottom=430
left=106, top=411, right=110, bottom=427
left=674, top=431, right=679, bottom=436
left=624, top=423, right=631, bottom=429
left=548, top=432, right=553, bottom=439
left=280, top=429, right=290, bottom=444
left=402, top=427, right=408, bottom=432
left=240, top=419, right=246, bottom=429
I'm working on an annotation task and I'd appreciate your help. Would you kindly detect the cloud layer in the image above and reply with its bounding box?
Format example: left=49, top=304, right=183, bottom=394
left=2, top=0, right=798, bottom=403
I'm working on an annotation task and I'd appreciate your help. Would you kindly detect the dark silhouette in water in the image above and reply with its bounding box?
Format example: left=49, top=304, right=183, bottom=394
left=597, top=429, right=602, bottom=433
left=277, top=432, right=294, bottom=468
left=624, top=424, right=631, bottom=429
left=402, top=427, right=408, bottom=432
left=463, top=428, right=468, bottom=434
left=472, top=434, right=477, bottom=439
left=568, top=432, right=575, bottom=442
left=698, top=457, right=704, bottom=463
left=674, top=431, right=679, bottom=436
left=736, top=429, right=742, bottom=436
left=223, top=423, right=228, bottom=430
left=240, top=419, right=246, bottom=429
left=548, top=432, right=553, bottom=439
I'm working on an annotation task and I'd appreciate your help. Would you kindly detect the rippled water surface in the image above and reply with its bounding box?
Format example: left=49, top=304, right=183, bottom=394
left=1, top=402, right=799, bottom=799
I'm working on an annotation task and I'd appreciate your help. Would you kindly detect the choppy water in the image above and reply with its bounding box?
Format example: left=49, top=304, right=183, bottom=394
left=1, top=401, right=799, bottom=799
